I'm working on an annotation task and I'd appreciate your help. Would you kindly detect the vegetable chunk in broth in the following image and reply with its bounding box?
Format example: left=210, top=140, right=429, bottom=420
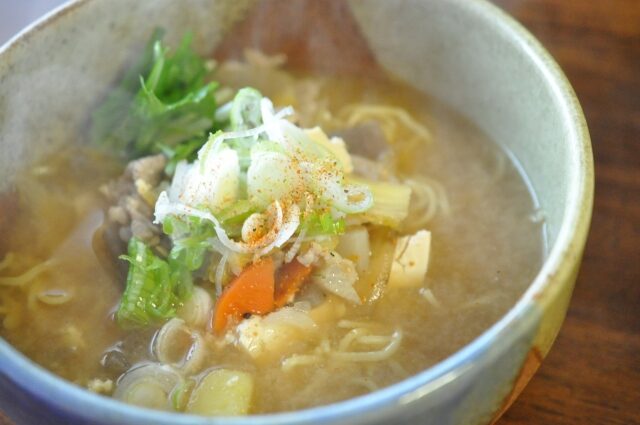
left=0, top=35, right=542, bottom=415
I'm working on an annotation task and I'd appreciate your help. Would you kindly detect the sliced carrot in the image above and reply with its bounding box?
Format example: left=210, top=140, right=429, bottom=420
left=213, top=257, right=275, bottom=334
left=274, top=260, right=313, bottom=308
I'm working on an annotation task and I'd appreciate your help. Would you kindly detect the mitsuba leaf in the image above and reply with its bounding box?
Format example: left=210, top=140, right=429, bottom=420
left=90, top=30, right=219, bottom=161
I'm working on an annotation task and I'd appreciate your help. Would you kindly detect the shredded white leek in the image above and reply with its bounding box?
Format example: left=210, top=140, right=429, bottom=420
left=155, top=193, right=299, bottom=257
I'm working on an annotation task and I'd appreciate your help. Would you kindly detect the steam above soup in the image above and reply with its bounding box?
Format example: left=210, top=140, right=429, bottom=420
left=0, top=32, right=543, bottom=415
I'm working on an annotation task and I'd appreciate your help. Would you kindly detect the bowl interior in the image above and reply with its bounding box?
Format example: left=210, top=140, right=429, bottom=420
left=0, top=0, right=592, bottom=424
left=0, top=0, right=587, bottom=250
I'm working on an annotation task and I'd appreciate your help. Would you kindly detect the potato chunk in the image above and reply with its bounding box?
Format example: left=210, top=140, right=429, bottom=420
left=186, top=369, right=254, bottom=416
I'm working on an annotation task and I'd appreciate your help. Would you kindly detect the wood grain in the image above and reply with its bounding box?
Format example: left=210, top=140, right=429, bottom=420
left=492, top=1, right=640, bottom=424
left=1, top=0, right=639, bottom=424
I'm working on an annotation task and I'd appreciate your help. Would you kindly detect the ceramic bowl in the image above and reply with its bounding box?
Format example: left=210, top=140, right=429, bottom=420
left=0, top=0, right=593, bottom=424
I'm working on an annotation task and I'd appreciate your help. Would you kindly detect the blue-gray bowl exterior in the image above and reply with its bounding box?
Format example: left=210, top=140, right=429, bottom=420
left=0, top=0, right=592, bottom=423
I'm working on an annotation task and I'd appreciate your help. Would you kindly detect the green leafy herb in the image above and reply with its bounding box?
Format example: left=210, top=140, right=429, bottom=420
left=117, top=217, right=220, bottom=329
left=159, top=138, right=204, bottom=175
left=164, top=216, right=217, bottom=272
left=90, top=30, right=219, bottom=160
left=304, top=212, right=346, bottom=236
left=116, top=238, right=189, bottom=328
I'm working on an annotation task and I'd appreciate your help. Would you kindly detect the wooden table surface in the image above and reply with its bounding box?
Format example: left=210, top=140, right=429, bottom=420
left=1, top=1, right=639, bottom=424
left=492, top=1, right=640, bottom=424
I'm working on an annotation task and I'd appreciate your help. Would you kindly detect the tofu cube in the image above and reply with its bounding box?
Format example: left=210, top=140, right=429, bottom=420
left=388, top=230, right=431, bottom=288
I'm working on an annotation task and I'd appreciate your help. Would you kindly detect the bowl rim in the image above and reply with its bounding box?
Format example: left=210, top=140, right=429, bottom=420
left=0, top=0, right=594, bottom=423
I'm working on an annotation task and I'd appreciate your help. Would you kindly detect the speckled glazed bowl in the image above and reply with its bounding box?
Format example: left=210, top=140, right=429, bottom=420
left=0, top=0, right=593, bottom=424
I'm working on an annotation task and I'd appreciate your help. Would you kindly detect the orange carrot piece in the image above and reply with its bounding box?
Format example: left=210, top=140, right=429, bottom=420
left=213, top=257, right=275, bottom=334
left=274, top=260, right=312, bottom=308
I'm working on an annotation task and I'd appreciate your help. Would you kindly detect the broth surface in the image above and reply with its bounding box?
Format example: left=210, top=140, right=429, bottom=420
left=0, top=70, right=543, bottom=413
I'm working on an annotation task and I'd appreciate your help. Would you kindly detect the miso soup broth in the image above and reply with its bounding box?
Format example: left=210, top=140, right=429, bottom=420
left=0, top=50, right=543, bottom=414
